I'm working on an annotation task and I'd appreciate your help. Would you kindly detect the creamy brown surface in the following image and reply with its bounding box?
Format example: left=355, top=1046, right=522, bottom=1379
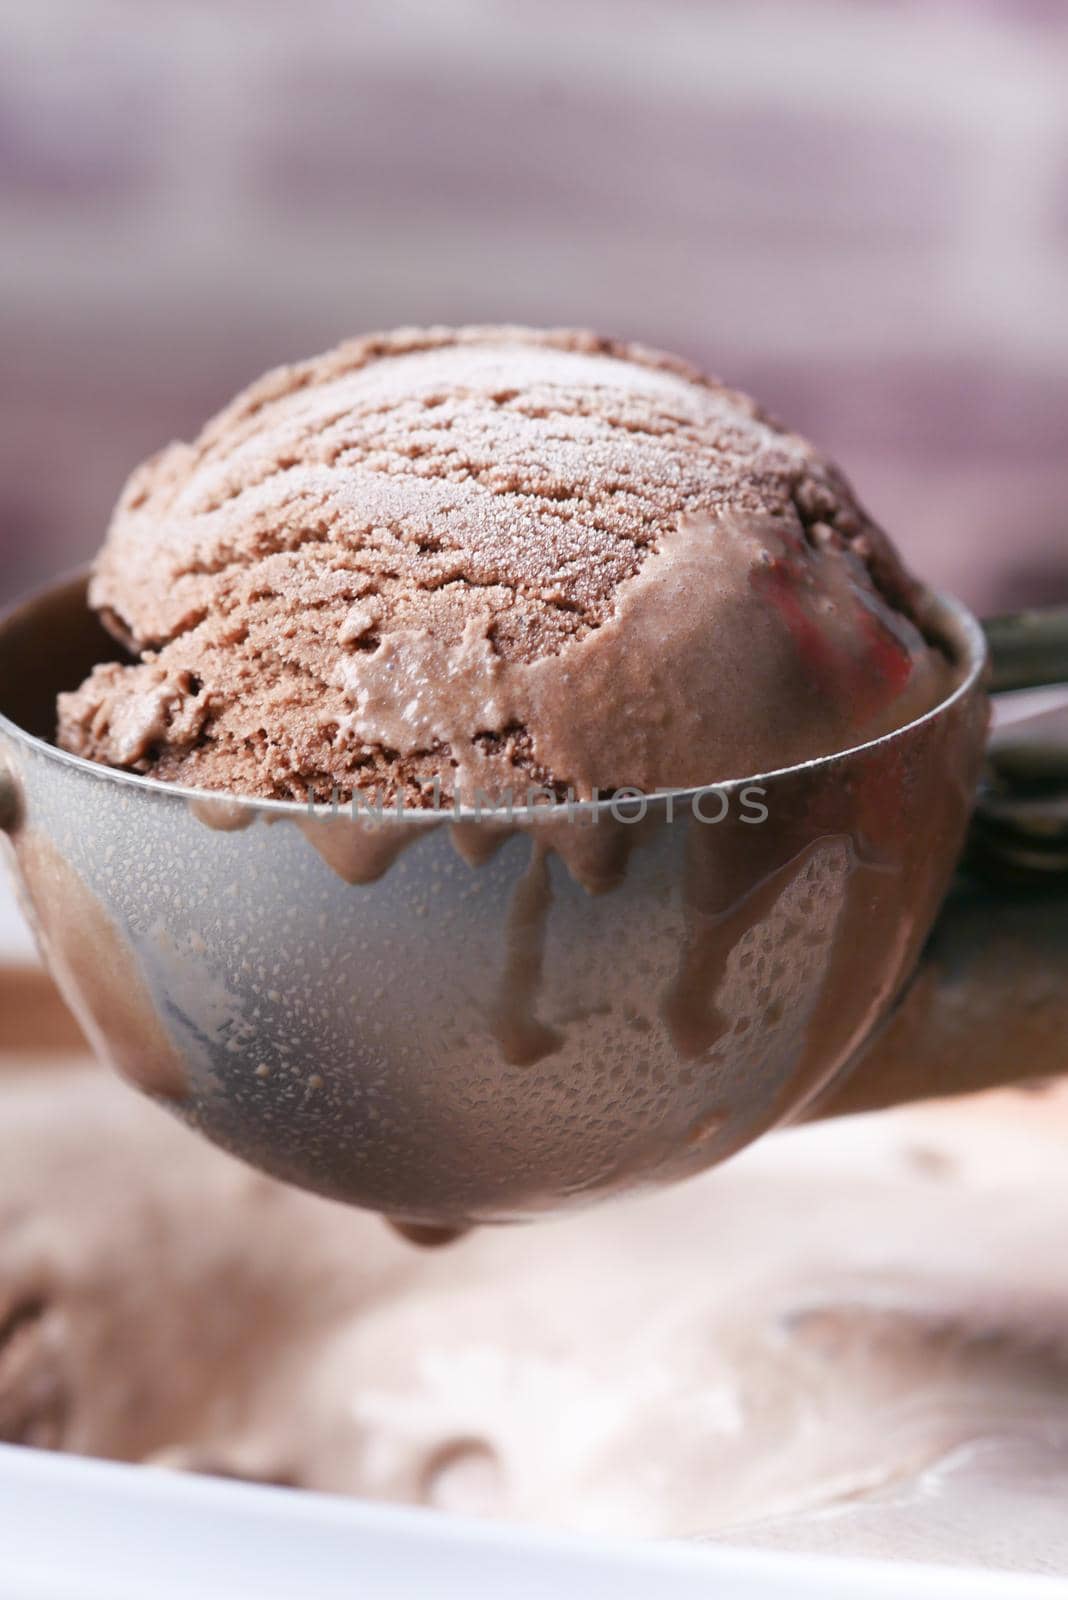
left=57, top=327, right=951, bottom=804
left=4, top=969, right=1068, bottom=1575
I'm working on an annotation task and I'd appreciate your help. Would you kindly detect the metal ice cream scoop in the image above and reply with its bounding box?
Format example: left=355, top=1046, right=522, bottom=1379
left=0, top=575, right=1066, bottom=1228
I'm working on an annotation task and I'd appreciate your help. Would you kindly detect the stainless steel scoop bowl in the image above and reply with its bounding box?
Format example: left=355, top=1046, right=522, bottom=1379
left=1, top=576, right=1066, bottom=1228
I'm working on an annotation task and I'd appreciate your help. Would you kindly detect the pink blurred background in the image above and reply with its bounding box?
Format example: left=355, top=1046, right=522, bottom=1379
left=2, top=0, right=1066, bottom=616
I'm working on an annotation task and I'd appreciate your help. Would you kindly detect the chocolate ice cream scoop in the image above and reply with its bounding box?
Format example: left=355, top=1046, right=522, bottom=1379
left=56, top=328, right=951, bottom=804
left=0, top=331, right=1065, bottom=1226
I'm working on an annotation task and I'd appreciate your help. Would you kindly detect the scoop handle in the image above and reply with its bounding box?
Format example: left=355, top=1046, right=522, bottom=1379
left=985, top=606, right=1068, bottom=694
left=806, top=607, right=1068, bottom=1121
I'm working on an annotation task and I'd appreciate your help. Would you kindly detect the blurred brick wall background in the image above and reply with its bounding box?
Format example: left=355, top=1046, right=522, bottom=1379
left=2, top=0, right=1066, bottom=614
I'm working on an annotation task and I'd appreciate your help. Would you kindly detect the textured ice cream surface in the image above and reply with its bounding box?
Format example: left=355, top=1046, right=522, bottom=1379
left=6, top=1004, right=1068, bottom=1573
left=57, top=327, right=953, bottom=804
